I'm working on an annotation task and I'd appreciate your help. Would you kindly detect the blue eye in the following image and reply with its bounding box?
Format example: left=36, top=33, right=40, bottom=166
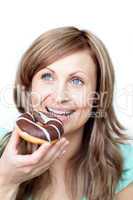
left=41, top=73, right=53, bottom=81
left=41, top=73, right=84, bottom=86
left=71, top=78, right=84, bottom=86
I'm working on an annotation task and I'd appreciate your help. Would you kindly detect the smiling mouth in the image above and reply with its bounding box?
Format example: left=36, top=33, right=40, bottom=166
left=45, top=106, right=75, bottom=117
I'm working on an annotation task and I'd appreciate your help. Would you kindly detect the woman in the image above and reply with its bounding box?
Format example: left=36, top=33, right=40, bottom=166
left=0, top=26, right=133, bottom=200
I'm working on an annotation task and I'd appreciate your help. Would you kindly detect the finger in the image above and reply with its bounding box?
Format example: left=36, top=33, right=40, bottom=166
left=15, top=138, right=67, bottom=167
left=29, top=138, right=68, bottom=171
left=32, top=144, right=39, bottom=152
left=46, top=139, right=69, bottom=163
left=27, top=143, right=39, bottom=154
left=15, top=142, right=52, bottom=167
left=7, top=127, right=21, bottom=154
left=36, top=138, right=68, bottom=167
left=27, top=143, right=32, bottom=154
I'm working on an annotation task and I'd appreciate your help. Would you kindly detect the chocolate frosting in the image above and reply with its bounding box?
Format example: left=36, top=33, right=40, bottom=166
left=16, top=111, right=64, bottom=142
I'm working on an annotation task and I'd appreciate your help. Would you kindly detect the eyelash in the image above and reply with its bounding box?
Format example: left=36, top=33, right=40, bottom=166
left=41, top=72, right=84, bottom=86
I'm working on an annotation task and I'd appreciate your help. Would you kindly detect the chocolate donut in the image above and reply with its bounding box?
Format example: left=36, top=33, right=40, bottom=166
left=16, top=111, right=64, bottom=144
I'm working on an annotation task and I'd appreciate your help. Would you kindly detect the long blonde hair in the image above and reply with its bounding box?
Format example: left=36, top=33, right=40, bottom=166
left=0, top=26, right=131, bottom=200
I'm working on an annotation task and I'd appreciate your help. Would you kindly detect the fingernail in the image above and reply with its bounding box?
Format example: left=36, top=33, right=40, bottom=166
left=65, top=141, right=69, bottom=145
left=61, top=137, right=66, bottom=142
left=43, top=143, right=52, bottom=148
left=60, top=150, right=66, bottom=158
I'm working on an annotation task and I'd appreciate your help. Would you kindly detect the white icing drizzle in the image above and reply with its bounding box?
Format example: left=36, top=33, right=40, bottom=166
left=17, top=117, right=51, bottom=142
left=39, top=112, right=63, bottom=126
left=48, top=124, right=61, bottom=139
left=25, top=112, right=35, bottom=120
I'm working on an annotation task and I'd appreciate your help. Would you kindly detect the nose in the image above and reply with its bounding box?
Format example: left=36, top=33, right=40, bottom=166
left=54, top=83, right=69, bottom=104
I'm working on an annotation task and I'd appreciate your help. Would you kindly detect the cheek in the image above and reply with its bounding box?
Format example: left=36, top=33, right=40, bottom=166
left=74, top=106, right=91, bottom=128
left=31, top=81, right=45, bottom=107
left=31, top=81, right=55, bottom=108
left=71, top=88, right=95, bottom=110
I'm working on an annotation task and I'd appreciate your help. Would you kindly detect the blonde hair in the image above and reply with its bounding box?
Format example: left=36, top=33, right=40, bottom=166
left=0, top=26, right=131, bottom=200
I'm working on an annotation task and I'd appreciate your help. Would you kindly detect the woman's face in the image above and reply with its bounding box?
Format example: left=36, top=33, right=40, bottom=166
left=31, top=49, right=96, bottom=135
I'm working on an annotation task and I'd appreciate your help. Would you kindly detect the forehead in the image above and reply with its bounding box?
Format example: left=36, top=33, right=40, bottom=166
left=45, top=49, right=96, bottom=75
left=33, top=50, right=97, bottom=81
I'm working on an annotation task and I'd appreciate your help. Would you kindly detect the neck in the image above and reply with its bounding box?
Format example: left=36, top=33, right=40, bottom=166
left=49, top=126, right=84, bottom=185
left=36, top=127, right=84, bottom=199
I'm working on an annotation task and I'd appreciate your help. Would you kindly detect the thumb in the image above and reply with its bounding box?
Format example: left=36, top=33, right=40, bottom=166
left=8, top=126, right=21, bottom=154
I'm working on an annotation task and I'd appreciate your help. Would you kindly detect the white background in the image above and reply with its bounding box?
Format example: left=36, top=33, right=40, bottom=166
left=0, top=0, right=133, bottom=138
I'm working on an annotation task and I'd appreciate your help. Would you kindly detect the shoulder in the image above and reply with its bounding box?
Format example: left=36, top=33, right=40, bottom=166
left=115, top=142, right=133, bottom=193
left=0, top=127, right=8, bottom=141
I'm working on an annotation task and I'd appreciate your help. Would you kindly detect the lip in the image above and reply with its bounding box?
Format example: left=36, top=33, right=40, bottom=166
left=44, top=106, right=75, bottom=124
left=47, top=111, right=74, bottom=124
left=45, top=106, right=75, bottom=113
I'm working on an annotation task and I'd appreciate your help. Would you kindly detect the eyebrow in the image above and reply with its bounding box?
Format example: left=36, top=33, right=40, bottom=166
left=45, top=67, right=87, bottom=77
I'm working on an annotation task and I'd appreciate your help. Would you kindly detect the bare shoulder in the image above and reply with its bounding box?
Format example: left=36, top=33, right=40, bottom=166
left=115, top=183, right=133, bottom=200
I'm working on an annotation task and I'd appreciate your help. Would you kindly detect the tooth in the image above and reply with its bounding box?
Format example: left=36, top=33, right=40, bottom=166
left=48, top=107, right=71, bottom=115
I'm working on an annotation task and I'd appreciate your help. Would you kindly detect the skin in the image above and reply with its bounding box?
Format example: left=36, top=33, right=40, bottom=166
left=31, top=49, right=133, bottom=200
left=31, top=49, right=97, bottom=137
left=0, top=49, right=97, bottom=200
left=0, top=49, right=132, bottom=199
left=31, top=49, right=97, bottom=199
left=115, top=183, right=133, bottom=200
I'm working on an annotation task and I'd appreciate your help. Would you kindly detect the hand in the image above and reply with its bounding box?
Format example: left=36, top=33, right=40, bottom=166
left=0, top=128, right=69, bottom=186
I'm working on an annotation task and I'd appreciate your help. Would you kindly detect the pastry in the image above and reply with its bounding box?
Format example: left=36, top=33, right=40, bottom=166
left=16, top=111, right=64, bottom=144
